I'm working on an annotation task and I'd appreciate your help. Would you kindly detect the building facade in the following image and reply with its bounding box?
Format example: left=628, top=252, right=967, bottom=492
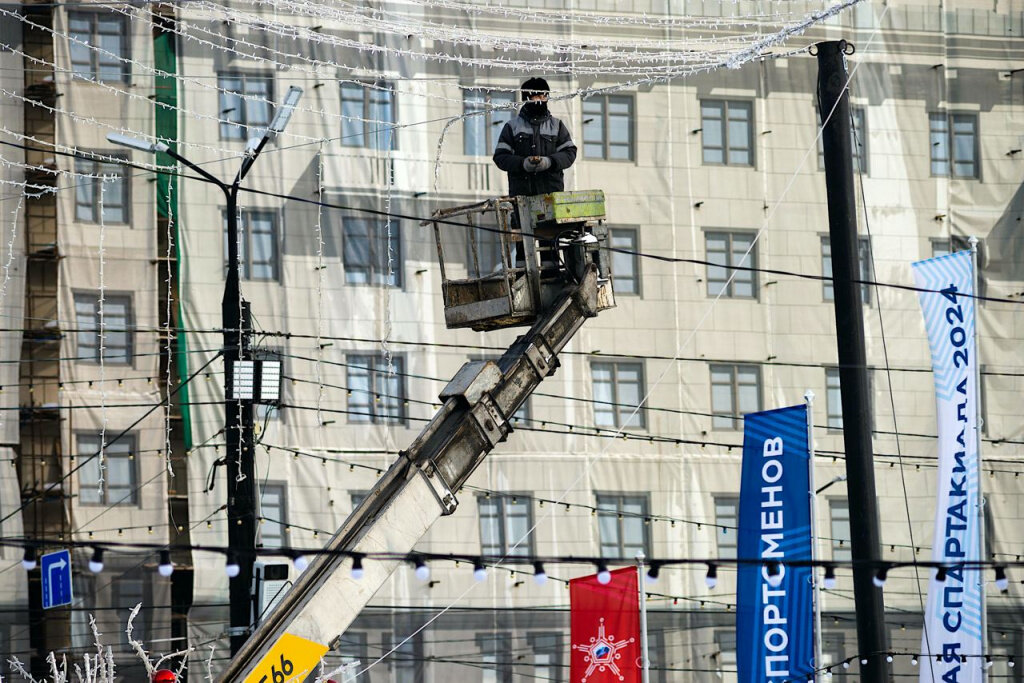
left=1, top=1, right=1022, bottom=680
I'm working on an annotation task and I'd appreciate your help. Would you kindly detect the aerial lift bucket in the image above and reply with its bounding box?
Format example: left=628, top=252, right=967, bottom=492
left=427, top=190, right=615, bottom=332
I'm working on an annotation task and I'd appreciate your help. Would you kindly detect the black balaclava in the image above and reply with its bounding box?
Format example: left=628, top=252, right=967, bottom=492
left=520, top=77, right=550, bottom=119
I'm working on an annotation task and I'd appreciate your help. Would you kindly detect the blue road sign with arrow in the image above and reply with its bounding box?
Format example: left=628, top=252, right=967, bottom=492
left=41, top=549, right=73, bottom=609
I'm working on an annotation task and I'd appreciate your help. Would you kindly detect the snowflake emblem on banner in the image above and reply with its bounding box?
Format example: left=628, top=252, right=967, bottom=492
left=572, top=617, right=635, bottom=682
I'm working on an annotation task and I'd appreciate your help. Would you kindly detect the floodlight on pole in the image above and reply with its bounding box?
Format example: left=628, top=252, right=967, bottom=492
left=268, top=86, right=303, bottom=134
left=107, top=132, right=169, bottom=154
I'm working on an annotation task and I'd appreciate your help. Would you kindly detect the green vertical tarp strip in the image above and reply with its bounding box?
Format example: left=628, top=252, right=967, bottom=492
left=154, top=26, right=193, bottom=449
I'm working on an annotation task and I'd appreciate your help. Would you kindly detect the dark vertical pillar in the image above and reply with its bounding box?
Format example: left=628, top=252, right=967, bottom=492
left=816, top=39, right=890, bottom=681
left=225, top=194, right=257, bottom=653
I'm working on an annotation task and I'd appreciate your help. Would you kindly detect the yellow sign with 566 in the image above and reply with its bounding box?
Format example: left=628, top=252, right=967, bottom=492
left=243, top=633, right=329, bottom=683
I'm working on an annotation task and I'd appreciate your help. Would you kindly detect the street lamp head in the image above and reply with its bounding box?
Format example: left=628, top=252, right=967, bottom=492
left=107, top=132, right=169, bottom=154
left=268, top=86, right=303, bottom=134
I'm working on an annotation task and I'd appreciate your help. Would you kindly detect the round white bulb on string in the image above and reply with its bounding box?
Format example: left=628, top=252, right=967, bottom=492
left=89, top=548, right=104, bottom=574
left=158, top=551, right=174, bottom=577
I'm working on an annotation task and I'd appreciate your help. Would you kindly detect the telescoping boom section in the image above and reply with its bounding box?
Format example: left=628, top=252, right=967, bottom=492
left=218, top=191, right=614, bottom=682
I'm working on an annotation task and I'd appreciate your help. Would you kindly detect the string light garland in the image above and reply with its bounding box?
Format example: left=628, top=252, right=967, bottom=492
left=2, top=535, right=1018, bottom=585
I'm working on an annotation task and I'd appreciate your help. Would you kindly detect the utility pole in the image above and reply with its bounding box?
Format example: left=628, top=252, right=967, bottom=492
left=108, top=85, right=302, bottom=655
left=815, top=40, right=889, bottom=681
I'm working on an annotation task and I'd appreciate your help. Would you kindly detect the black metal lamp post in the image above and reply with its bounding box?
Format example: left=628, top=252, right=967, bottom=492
left=108, top=85, right=302, bottom=653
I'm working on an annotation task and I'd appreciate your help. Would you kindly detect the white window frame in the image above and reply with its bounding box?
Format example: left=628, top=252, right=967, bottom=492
left=346, top=354, right=406, bottom=424
left=477, top=493, right=533, bottom=557
left=462, top=88, right=515, bottom=156
left=258, top=481, right=287, bottom=549
left=342, top=215, right=402, bottom=287
left=714, top=496, right=739, bottom=559
left=68, top=12, right=129, bottom=84
left=591, top=361, right=646, bottom=429
left=77, top=433, right=138, bottom=506
left=74, top=154, right=129, bottom=224
left=610, top=227, right=640, bottom=296
left=74, top=291, right=133, bottom=365
left=596, top=493, right=650, bottom=560
left=224, top=209, right=279, bottom=281
left=582, top=94, right=635, bottom=161
left=709, top=363, right=761, bottom=430
left=701, top=99, right=754, bottom=167
left=705, top=230, right=757, bottom=299
left=341, top=80, right=398, bottom=150
left=218, top=73, right=274, bottom=140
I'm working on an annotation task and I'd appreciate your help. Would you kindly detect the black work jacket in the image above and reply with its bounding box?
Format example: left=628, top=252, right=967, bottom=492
left=492, top=109, right=577, bottom=196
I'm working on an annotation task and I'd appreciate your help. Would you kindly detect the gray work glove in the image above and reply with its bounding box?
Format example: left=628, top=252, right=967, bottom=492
left=522, top=156, right=552, bottom=173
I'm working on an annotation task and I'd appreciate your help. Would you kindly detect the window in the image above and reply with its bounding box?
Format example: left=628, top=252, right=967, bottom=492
left=259, top=483, right=286, bottom=549
left=347, top=354, right=405, bottom=423
left=931, top=235, right=972, bottom=259
left=818, top=106, right=868, bottom=173
left=224, top=210, right=278, bottom=281
left=74, top=155, right=128, bottom=224
left=350, top=491, right=368, bottom=510
left=830, top=499, right=852, bottom=562
left=821, top=236, right=872, bottom=304
left=705, top=231, right=757, bottom=298
left=714, top=496, right=739, bottom=559
left=931, top=238, right=952, bottom=258
left=336, top=632, right=367, bottom=683
left=610, top=228, right=640, bottom=295
left=710, top=364, right=761, bottom=430
left=392, top=633, right=423, bottom=683
left=591, top=361, right=646, bottom=429
left=825, top=368, right=843, bottom=430
left=528, top=633, right=561, bottom=683
left=74, top=292, right=132, bottom=364
left=219, top=74, right=273, bottom=140
left=714, top=630, right=738, bottom=683
left=701, top=100, right=753, bottom=166
left=824, top=367, right=873, bottom=431
left=68, top=12, right=128, bottom=83
left=341, top=81, right=397, bottom=150
left=596, top=493, right=649, bottom=559
left=343, top=216, right=402, bottom=287
left=463, top=89, right=515, bottom=156
left=478, top=632, right=512, bottom=683
left=77, top=434, right=137, bottom=505
left=930, top=112, right=978, bottom=178
left=478, top=494, right=532, bottom=557
left=582, top=95, right=634, bottom=161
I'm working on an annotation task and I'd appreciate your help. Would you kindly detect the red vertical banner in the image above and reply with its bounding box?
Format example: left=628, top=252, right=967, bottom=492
left=570, top=567, right=641, bottom=683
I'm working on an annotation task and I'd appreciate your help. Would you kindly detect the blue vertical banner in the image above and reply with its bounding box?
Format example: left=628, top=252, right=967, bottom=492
left=912, top=251, right=984, bottom=683
left=736, top=404, right=814, bottom=681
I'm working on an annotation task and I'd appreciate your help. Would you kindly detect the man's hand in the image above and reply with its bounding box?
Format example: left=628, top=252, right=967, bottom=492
left=522, top=156, right=552, bottom=173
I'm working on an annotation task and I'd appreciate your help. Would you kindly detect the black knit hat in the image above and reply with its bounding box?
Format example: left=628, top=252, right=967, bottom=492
left=521, top=77, right=550, bottom=101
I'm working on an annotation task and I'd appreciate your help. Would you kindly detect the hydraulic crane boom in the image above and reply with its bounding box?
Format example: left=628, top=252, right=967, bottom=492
left=219, top=263, right=608, bottom=683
